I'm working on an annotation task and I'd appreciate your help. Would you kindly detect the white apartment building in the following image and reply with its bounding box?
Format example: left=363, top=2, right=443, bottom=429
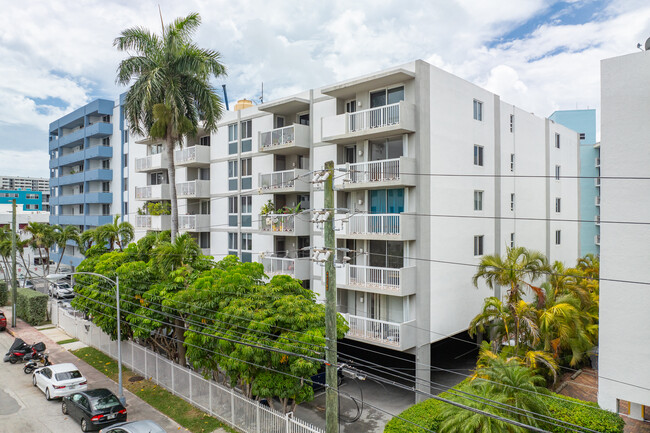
left=129, top=60, right=580, bottom=390
left=599, top=48, right=650, bottom=419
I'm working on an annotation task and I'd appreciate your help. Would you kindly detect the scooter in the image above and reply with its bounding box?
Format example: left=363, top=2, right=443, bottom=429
left=23, top=353, right=51, bottom=374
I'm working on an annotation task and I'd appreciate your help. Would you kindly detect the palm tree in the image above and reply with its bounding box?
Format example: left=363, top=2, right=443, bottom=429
left=78, top=229, right=97, bottom=255
left=154, top=232, right=201, bottom=275
left=24, top=222, right=57, bottom=276
left=96, top=215, right=134, bottom=251
left=469, top=297, right=513, bottom=346
left=53, top=225, right=80, bottom=273
left=115, top=12, right=227, bottom=240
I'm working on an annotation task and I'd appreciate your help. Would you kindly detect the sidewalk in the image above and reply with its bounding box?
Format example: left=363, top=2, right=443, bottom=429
left=3, top=307, right=189, bottom=432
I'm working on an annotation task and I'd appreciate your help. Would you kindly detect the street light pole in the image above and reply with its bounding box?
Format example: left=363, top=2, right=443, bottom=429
left=46, top=271, right=125, bottom=405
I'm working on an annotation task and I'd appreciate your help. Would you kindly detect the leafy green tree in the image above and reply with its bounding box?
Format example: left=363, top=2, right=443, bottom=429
left=115, top=12, right=227, bottom=240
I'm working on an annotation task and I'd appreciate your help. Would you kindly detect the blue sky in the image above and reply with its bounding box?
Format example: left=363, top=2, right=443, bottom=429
left=0, top=0, right=648, bottom=177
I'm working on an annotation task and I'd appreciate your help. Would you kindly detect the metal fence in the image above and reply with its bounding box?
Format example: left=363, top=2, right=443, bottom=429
left=51, top=304, right=323, bottom=433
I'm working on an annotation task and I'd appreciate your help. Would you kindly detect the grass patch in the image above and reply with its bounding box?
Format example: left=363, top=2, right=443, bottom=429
left=57, top=338, right=79, bottom=345
left=71, top=347, right=233, bottom=433
left=37, top=326, right=56, bottom=330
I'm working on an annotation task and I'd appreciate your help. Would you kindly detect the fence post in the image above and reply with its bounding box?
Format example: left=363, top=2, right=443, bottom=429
left=256, top=403, right=261, bottom=433
left=209, top=380, right=213, bottom=417
left=171, top=363, right=175, bottom=396
left=285, top=412, right=290, bottom=433
left=189, top=370, right=192, bottom=403
left=231, top=388, right=235, bottom=426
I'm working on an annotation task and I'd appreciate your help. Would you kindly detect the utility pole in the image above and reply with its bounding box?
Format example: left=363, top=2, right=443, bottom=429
left=323, top=160, right=338, bottom=433
left=11, top=199, right=17, bottom=327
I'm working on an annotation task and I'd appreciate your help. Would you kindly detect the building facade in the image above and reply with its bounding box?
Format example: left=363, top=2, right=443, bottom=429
left=48, top=97, right=130, bottom=267
left=549, top=109, right=599, bottom=257
left=0, top=176, right=50, bottom=211
left=0, top=188, right=46, bottom=212
left=599, top=49, right=650, bottom=418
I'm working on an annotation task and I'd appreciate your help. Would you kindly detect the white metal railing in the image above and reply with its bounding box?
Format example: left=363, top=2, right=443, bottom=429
left=135, top=154, right=164, bottom=171
left=259, top=169, right=300, bottom=190
left=261, top=214, right=296, bottom=232
left=346, top=314, right=401, bottom=346
left=260, top=126, right=295, bottom=149
left=51, top=304, right=323, bottom=433
left=348, top=265, right=401, bottom=290
left=176, top=180, right=208, bottom=197
left=349, top=103, right=400, bottom=132
left=346, top=213, right=402, bottom=236
left=261, top=257, right=297, bottom=276
left=175, top=146, right=198, bottom=163
left=135, top=186, right=152, bottom=199
left=345, top=158, right=401, bottom=184
left=179, top=215, right=197, bottom=230
left=135, top=215, right=152, bottom=228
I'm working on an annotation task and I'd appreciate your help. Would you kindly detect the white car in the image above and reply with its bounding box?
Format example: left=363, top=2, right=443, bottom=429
left=32, top=363, right=87, bottom=400
left=49, top=282, right=74, bottom=299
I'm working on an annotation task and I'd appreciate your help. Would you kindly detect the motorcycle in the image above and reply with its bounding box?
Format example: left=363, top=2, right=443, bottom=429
left=3, top=339, right=46, bottom=364
left=23, top=353, right=51, bottom=374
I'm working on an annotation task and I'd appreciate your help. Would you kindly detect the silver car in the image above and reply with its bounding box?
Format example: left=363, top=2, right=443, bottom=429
left=99, top=420, right=166, bottom=433
left=49, top=282, right=74, bottom=299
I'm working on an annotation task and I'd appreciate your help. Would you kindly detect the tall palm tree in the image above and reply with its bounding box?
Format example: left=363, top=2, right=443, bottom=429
left=154, top=232, right=201, bottom=275
left=78, top=228, right=97, bottom=255
left=115, top=12, right=227, bottom=240
left=24, top=222, right=57, bottom=276
left=96, top=215, right=134, bottom=251
left=53, top=225, right=80, bottom=273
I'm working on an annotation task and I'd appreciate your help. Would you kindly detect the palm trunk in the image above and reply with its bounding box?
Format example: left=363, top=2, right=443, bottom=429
left=55, top=243, right=66, bottom=273
left=165, top=135, right=178, bottom=241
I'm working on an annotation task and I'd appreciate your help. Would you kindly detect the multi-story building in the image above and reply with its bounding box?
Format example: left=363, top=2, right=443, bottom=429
left=599, top=47, right=650, bottom=419
left=48, top=97, right=130, bottom=267
left=0, top=188, right=47, bottom=212
left=0, top=176, right=50, bottom=211
left=549, top=109, right=599, bottom=256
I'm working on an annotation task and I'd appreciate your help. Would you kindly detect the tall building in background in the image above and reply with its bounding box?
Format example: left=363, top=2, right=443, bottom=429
left=48, top=96, right=130, bottom=267
left=599, top=48, right=650, bottom=418
left=0, top=176, right=50, bottom=211
left=549, top=109, right=599, bottom=257
left=129, top=60, right=580, bottom=391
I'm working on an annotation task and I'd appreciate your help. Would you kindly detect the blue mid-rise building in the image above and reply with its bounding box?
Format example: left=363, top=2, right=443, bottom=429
left=549, top=109, right=599, bottom=257
left=0, top=189, right=44, bottom=211
left=49, top=97, right=129, bottom=267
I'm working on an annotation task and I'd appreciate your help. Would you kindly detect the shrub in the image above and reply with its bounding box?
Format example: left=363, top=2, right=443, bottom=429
left=15, top=288, right=48, bottom=325
left=0, top=281, right=7, bottom=306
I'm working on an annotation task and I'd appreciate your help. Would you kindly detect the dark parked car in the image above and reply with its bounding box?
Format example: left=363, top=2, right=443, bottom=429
left=310, top=366, right=343, bottom=392
left=0, top=310, right=6, bottom=331
left=62, top=389, right=127, bottom=432
left=21, top=279, right=36, bottom=290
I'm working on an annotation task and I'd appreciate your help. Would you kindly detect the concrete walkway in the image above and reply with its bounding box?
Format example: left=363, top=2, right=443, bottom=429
left=2, top=307, right=227, bottom=433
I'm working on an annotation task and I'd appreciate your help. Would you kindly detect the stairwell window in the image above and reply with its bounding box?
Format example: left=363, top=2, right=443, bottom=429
left=509, top=114, right=514, bottom=132
left=510, top=154, right=515, bottom=172
left=473, top=99, right=483, bottom=121
left=474, top=190, right=483, bottom=211
left=555, top=165, right=561, bottom=180
left=510, top=193, right=515, bottom=211
left=510, top=232, right=515, bottom=248
left=474, top=235, right=484, bottom=256
left=555, top=230, right=561, bottom=245
left=555, top=198, right=561, bottom=213
left=474, top=145, right=484, bottom=166
left=555, top=133, right=561, bottom=148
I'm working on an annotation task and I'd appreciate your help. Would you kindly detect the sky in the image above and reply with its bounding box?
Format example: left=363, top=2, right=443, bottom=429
left=0, top=0, right=649, bottom=178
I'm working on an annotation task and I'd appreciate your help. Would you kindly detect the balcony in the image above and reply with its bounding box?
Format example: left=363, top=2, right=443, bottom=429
left=53, top=172, right=85, bottom=186
left=50, top=192, right=112, bottom=206
left=322, top=101, right=416, bottom=144
left=259, top=213, right=310, bottom=236
left=54, top=215, right=113, bottom=226
left=259, top=124, right=310, bottom=155
left=57, top=122, right=113, bottom=148
left=343, top=314, right=416, bottom=350
left=179, top=214, right=210, bottom=232
left=135, top=153, right=168, bottom=172
left=335, top=157, right=416, bottom=190
left=338, top=213, right=416, bottom=240
left=258, top=169, right=310, bottom=194
left=51, top=146, right=114, bottom=169
left=336, top=264, right=416, bottom=296
left=176, top=180, right=210, bottom=199
left=174, top=146, right=210, bottom=167
left=135, top=184, right=171, bottom=201
left=134, top=215, right=171, bottom=231
left=260, top=257, right=310, bottom=280
left=84, top=168, right=113, bottom=182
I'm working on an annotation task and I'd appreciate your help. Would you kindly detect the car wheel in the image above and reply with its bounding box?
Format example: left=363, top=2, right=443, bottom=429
left=45, top=388, right=51, bottom=401
left=62, top=401, right=68, bottom=414
left=81, top=418, right=88, bottom=432
left=32, top=375, right=37, bottom=386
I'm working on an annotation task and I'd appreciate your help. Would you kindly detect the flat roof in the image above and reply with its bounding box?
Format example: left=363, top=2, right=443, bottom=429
left=320, top=68, right=416, bottom=100
left=258, top=97, right=310, bottom=116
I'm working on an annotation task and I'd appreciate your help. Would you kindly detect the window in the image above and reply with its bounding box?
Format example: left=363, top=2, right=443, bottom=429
left=473, top=99, right=483, bottom=121
left=241, top=158, right=252, bottom=190
left=241, top=233, right=252, bottom=263
left=369, top=240, right=404, bottom=268
left=79, top=184, right=84, bottom=194
left=102, top=160, right=110, bottom=169
left=241, top=195, right=252, bottom=227
left=474, top=145, right=484, bottom=166
left=370, top=137, right=403, bottom=161
left=555, top=230, right=561, bottom=245
left=474, top=190, right=483, bottom=211
left=25, top=193, right=39, bottom=199
left=510, top=154, right=515, bottom=172
left=150, top=172, right=165, bottom=185
left=102, top=137, right=111, bottom=147
left=241, top=120, right=252, bottom=152
left=555, top=165, right=561, bottom=180
left=474, top=235, right=484, bottom=256
left=123, top=129, right=129, bottom=143
left=102, top=204, right=111, bottom=215
left=123, top=202, right=128, bottom=216
left=228, top=233, right=238, bottom=255
left=123, top=177, right=128, bottom=192
left=555, top=133, right=560, bottom=149
left=123, top=154, right=128, bottom=167
left=510, top=193, right=515, bottom=211
left=510, top=232, right=515, bottom=248
left=555, top=198, right=561, bottom=213
left=102, top=182, right=110, bottom=192
left=228, top=161, right=238, bottom=191
left=370, top=86, right=405, bottom=108
left=228, top=123, right=238, bottom=155
left=298, top=113, right=310, bottom=125
left=228, top=196, right=238, bottom=227
left=199, top=232, right=210, bottom=249
left=509, top=114, right=514, bottom=132
left=200, top=135, right=211, bottom=146
left=102, top=115, right=111, bottom=123
left=78, top=205, right=84, bottom=214
left=579, top=133, right=586, bottom=140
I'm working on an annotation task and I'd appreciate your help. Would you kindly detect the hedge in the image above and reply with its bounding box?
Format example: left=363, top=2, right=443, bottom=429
left=15, top=287, right=48, bottom=325
left=384, top=382, right=624, bottom=433
left=0, top=281, right=7, bottom=306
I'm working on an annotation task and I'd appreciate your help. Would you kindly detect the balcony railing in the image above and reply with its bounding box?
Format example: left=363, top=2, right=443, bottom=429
left=174, top=145, right=210, bottom=166
left=258, top=124, right=309, bottom=153
left=135, top=153, right=167, bottom=172
left=134, top=184, right=170, bottom=200
left=344, top=314, right=404, bottom=348
left=176, top=180, right=210, bottom=198
left=260, top=213, right=309, bottom=236
left=345, top=213, right=406, bottom=236
left=260, top=257, right=309, bottom=280
left=349, top=103, right=401, bottom=132
left=348, top=265, right=401, bottom=290
left=178, top=214, right=210, bottom=231
left=259, top=169, right=309, bottom=192
left=134, top=215, right=171, bottom=231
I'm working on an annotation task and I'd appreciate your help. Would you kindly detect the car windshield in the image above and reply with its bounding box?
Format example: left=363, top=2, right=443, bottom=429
left=92, top=394, right=121, bottom=410
left=55, top=370, right=82, bottom=381
left=57, top=284, right=71, bottom=290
